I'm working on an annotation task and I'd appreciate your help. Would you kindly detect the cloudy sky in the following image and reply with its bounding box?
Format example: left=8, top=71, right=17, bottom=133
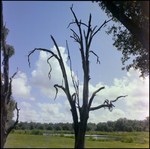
left=2, top=1, right=149, bottom=124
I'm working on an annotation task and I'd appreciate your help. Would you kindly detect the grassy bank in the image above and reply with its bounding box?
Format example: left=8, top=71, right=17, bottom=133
left=5, top=131, right=149, bottom=148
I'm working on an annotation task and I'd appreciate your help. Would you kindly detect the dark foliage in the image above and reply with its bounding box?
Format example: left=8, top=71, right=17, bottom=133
left=94, top=1, right=149, bottom=78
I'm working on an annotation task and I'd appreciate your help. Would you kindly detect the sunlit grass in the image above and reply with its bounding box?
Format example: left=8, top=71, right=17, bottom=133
left=6, top=132, right=149, bottom=148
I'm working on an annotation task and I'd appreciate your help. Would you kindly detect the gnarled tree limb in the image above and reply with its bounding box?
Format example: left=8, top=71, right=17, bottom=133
left=90, top=95, right=128, bottom=111
left=88, top=86, right=105, bottom=110
left=110, top=95, right=128, bottom=104
left=67, top=21, right=88, bottom=29
left=47, top=55, right=54, bottom=80
left=28, top=48, right=59, bottom=68
left=54, top=84, right=66, bottom=100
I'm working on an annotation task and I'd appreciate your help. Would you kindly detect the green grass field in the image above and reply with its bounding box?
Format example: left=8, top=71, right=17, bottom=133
left=5, top=131, right=149, bottom=148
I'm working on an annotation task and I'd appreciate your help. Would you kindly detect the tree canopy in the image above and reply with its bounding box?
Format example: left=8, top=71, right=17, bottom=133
left=14, top=116, right=149, bottom=133
left=94, top=1, right=149, bottom=78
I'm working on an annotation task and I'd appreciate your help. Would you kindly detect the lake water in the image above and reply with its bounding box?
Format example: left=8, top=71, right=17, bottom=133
left=43, top=133, right=116, bottom=140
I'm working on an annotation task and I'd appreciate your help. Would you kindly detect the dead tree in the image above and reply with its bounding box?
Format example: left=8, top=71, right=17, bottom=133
left=28, top=5, right=127, bottom=148
left=1, top=2, right=20, bottom=148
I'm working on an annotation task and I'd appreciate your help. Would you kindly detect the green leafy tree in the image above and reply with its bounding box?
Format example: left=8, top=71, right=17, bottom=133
left=87, top=123, right=96, bottom=131
left=29, top=122, right=35, bottom=130
left=107, top=127, right=113, bottom=132
left=95, top=1, right=149, bottom=78
left=62, top=124, right=70, bottom=131
left=38, top=125, right=44, bottom=130
left=144, top=116, right=149, bottom=127
left=115, top=118, right=127, bottom=131
left=47, top=125, right=53, bottom=130
left=55, top=125, right=62, bottom=131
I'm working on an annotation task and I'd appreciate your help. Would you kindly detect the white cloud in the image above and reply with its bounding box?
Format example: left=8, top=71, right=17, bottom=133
left=21, top=102, right=32, bottom=107
left=13, top=101, right=72, bottom=123
left=13, top=107, right=39, bottom=122
left=12, top=71, right=35, bottom=101
left=87, top=68, right=149, bottom=122
left=89, top=108, right=126, bottom=123
left=34, top=102, right=72, bottom=123
left=30, top=46, right=77, bottom=99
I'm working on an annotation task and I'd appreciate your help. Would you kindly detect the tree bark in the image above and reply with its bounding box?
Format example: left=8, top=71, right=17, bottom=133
left=74, top=107, right=88, bottom=148
left=1, top=2, right=19, bottom=148
left=74, top=123, right=86, bottom=148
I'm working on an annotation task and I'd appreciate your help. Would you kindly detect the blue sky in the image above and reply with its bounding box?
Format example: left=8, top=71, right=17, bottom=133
left=2, top=1, right=149, bottom=124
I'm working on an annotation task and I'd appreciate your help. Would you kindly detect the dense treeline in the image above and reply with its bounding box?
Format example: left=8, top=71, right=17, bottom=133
left=13, top=117, right=149, bottom=132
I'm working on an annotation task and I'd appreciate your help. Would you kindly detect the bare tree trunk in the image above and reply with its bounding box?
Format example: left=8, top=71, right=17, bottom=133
left=28, top=5, right=128, bottom=148
left=75, top=123, right=86, bottom=148
left=74, top=103, right=89, bottom=148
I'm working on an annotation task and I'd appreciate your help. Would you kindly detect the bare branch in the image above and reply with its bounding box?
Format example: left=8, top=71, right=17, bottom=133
left=92, top=18, right=113, bottom=37
left=47, top=55, right=54, bottom=80
left=54, top=84, right=66, bottom=100
left=70, top=5, right=85, bottom=73
left=89, top=51, right=100, bottom=64
left=86, top=13, right=92, bottom=43
left=7, top=102, right=20, bottom=135
left=91, top=25, right=97, bottom=34
left=66, top=41, right=80, bottom=107
left=54, top=85, right=58, bottom=100
left=110, top=95, right=128, bottom=104
left=7, top=68, right=19, bottom=105
left=70, top=29, right=80, bottom=43
left=67, top=21, right=88, bottom=29
left=70, top=29, right=80, bottom=39
left=90, top=103, right=111, bottom=111
left=67, top=22, right=76, bottom=28
left=11, top=68, right=19, bottom=79
left=90, top=95, right=128, bottom=111
left=70, top=35, right=80, bottom=43
left=28, top=48, right=59, bottom=68
left=88, top=86, right=105, bottom=110
left=68, top=5, right=88, bottom=29
left=70, top=5, right=79, bottom=26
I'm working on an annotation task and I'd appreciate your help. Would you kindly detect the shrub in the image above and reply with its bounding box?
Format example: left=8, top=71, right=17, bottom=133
left=126, top=137, right=134, bottom=143
left=121, top=137, right=134, bottom=143
left=31, top=129, right=43, bottom=135
left=89, top=135, right=96, bottom=141
left=60, top=133, right=64, bottom=137
left=17, top=130, right=23, bottom=134
left=24, top=130, right=30, bottom=134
